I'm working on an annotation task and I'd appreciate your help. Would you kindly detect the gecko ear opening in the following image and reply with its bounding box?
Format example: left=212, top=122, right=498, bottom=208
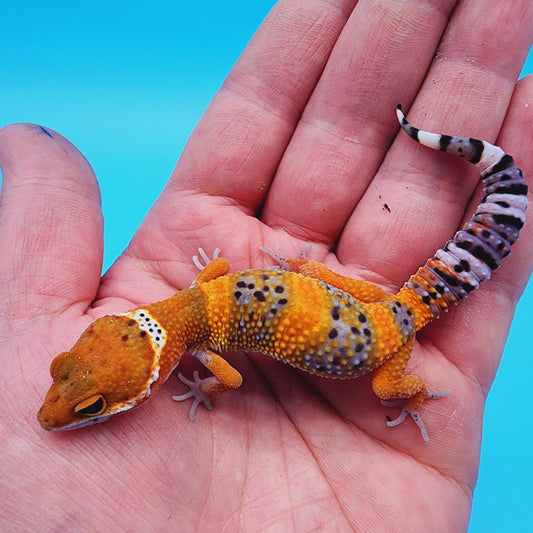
left=74, top=395, right=106, bottom=417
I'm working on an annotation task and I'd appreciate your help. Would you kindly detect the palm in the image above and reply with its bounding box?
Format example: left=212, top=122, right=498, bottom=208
left=2, top=0, right=533, bottom=530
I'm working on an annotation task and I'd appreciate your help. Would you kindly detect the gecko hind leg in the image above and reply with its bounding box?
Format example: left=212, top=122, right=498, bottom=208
left=261, top=246, right=390, bottom=302
left=260, top=244, right=313, bottom=270
left=371, top=337, right=450, bottom=441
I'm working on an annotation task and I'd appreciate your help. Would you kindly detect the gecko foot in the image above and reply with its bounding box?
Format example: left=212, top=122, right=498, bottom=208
left=260, top=244, right=313, bottom=269
left=172, top=371, right=213, bottom=421
left=385, top=406, right=429, bottom=442
left=259, top=247, right=290, bottom=269
left=192, top=247, right=221, bottom=271
left=381, top=388, right=451, bottom=442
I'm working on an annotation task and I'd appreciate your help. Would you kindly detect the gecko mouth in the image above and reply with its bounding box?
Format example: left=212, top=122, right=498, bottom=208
left=38, top=411, right=114, bottom=431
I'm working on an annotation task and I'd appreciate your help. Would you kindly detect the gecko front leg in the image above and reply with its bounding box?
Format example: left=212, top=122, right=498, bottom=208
left=173, top=349, right=243, bottom=420
left=191, top=247, right=230, bottom=286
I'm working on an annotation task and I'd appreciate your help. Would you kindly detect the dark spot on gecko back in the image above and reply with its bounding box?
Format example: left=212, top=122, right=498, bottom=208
left=253, top=291, right=266, bottom=302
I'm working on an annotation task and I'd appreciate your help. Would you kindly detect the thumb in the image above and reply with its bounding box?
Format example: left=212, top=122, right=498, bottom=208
left=0, top=124, right=104, bottom=322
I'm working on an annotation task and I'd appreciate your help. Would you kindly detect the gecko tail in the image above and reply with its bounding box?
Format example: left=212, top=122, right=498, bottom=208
left=396, top=104, right=528, bottom=321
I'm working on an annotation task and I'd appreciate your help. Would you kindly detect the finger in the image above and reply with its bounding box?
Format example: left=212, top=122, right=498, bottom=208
left=339, top=0, right=533, bottom=286
left=0, top=124, right=103, bottom=320
left=261, top=0, right=459, bottom=244
left=109, top=0, right=358, bottom=288
left=169, top=0, right=356, bottom=204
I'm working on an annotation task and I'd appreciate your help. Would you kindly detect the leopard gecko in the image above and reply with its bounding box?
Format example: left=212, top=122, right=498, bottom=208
left=37, top=105, right=528, bottom=441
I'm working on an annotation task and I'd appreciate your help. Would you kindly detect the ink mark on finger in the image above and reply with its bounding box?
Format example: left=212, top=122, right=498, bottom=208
left=38, top=126, right=54, bottom=138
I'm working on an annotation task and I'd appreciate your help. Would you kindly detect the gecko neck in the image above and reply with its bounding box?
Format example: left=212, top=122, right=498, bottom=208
left=142, top=286, right=211, bottom=360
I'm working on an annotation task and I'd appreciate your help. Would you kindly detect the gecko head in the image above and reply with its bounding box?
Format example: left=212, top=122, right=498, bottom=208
left=37, top=312, right=166, bottom=431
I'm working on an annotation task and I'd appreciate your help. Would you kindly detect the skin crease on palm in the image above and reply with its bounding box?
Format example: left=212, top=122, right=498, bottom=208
left=1, top=0, right=533, bottom=531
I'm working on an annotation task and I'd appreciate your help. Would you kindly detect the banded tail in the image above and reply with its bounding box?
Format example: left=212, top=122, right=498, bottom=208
left=396, top=104, right=528, bottom=323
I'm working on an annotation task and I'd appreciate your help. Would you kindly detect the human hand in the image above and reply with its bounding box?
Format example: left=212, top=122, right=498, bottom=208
left=2, top=0, right=532, bottom=530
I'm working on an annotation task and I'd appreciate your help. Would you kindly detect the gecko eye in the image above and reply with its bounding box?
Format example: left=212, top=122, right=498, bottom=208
left=74, top=395, right=107, bottom=417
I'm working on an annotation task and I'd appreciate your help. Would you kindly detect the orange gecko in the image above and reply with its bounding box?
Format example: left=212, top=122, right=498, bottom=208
left=38, top=106, right=528, bottom=441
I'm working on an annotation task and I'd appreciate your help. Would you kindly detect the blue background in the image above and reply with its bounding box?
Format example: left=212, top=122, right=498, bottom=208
left=1, top=2, right=531, bottom=530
